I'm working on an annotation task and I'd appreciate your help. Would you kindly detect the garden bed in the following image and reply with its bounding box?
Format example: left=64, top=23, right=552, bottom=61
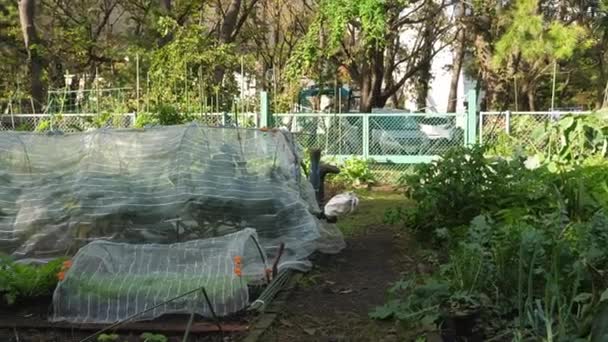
left=371, top=113, right=608, bottom=341
left=0, top=280, right=278, bottom=342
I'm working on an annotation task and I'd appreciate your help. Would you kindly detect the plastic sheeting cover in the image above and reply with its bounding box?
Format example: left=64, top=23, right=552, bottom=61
left=0, top=123, right=345, bottom=270
left=52, top=228, right=265, bottom=323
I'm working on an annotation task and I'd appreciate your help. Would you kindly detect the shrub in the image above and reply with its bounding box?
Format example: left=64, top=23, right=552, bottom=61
left=378, top=139, right=608, bottom=339
left=396, top=145, right=555, bottom=241
left=332, top=157, right=376, bottom=187
left=0, top=257, right=66, bottom=305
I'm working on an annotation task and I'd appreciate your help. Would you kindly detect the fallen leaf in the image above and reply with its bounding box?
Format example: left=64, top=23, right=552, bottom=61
left=303, top=328, right=317, bottom=336
left=280, top=319, right=294, bottom=327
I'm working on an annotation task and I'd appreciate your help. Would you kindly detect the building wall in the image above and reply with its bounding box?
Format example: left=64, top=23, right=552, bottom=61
left=400, top=46, right=473, bottom=114
left=397, top=2, right=478, bottom=114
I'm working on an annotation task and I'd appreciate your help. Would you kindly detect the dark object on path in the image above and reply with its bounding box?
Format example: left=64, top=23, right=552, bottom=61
left=308, top=149, right=340, bottom=207
left=440, top=309, right=483, bottom=342
left=319, top=163, right=340, bottom=205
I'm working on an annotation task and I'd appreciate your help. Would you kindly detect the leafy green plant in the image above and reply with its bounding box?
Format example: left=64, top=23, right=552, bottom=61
left=330, top=156, right=376, bottom=187
left=529, top=113, right=608, bottom=170
left=370, top=278, right=450, bottom=323
left=0, top=257, right=65, bottom=305
left=397, top=145, right=553, bottom=241
left=61, top=273, right=245, bottom=303
left=380, top=135, right=608, bottom=339
left=134, top=112, right=159, bottom=128
left=140, top=332, right=167, bottom=342
left=97, top=333, right=120, bottom=342
left=34, top=119, right=51, bottom=132
left=488, top=113, right=608, bottom=171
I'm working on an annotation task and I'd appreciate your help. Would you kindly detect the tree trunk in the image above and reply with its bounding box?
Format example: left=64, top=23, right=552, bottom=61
left=18, top=0, right=44, bottom=112
left=447, top=2, right=465, bottom=113
left=157, top=0, right=173, bottom=46
left=360, top=67, right=373, bottom=113
left=160, top=0, right=171, bottom=13
left=416, top=14, right=434, bottom=111
left=527, top=87, right=536, bottom=111
left=601, top=79, right=608, bottom=109
left=212, top=0, right=260, bottom=85
left=447, top=42, right=464, bottom=112
left=220, top=0, right=241, bottom=43
left=359, top=48, right=390, bottom=113
left=597, top=48, right=607, bottom=108
left=213, top=0, right=242, bottom=84
left=416, top=64, right=431, bottom=111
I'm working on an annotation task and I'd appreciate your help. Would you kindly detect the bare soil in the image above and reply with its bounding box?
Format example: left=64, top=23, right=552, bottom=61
left=259, top=226, right=420, bottom=342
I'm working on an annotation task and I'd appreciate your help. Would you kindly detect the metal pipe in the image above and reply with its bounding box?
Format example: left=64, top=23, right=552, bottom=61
left=309, top=149, right=321, bottom=205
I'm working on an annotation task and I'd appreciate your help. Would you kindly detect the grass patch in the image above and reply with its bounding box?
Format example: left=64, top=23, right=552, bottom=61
left=336, top=189, right=407, bottom=237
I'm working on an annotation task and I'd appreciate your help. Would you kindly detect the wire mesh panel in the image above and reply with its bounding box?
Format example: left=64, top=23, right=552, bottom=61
left=479, top=112, right=507, bottom=146
left=275, top=112, right=466, bottom=183
left=275, top=114, right=363, bottom=155
left=480, top=111, right=592, bottom=153
left=508, top=113, right=553, bottom=150
left=0, top=114, right=135, bottom=132
left=195, top=112, right=258, bottom=128
left=52, top=229, right=265, bottom=323
left=368, top=114, right=464, bottom=157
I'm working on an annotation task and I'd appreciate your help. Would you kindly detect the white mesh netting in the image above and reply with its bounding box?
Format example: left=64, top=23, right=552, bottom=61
left=0, top=124, right=343, bottom=264
left=52, top=228, right=265, bottom=323
left=0, top=123, right=345, bottom=321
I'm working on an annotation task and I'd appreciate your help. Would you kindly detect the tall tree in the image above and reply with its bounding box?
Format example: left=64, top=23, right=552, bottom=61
left=492, top=0, right=586, bottom=111
left=212, top=0, right=260, bottom=83
left=447, top=0, right=465, bottom=113
left=415, top=2, right=437, bottom=110
left=242, top=0, right=313, bottom=109
left=18, top=0, right=44, bottom=111
left=287, top=0, right=453, bottom=113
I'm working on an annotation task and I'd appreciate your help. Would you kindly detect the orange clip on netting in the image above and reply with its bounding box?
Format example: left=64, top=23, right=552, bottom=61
left=57, top=259, right=72, bottom=281
left=233, top=255, right=242, bottom=277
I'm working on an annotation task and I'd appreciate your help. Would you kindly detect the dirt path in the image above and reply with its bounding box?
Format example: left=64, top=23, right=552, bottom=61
left=260, top=191, right=419, bottom=342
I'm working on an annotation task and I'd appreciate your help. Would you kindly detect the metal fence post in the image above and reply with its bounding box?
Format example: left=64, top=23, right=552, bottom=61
left=260, top=91, right=269, bottom=128
left=362, top=114, right=370, bottom=159
left=479, top=111, right=484, bottom=145
left=505, top=110, right=511, bottom=135
left=466, top=90, right=477, bottom=146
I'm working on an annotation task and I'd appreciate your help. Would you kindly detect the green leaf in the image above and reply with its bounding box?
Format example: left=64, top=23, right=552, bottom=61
left=600, top=288, right=608, bottom=302
left=97, top=334, right=119, bottom=342
left=573, top=292, right=592, bottom=303
left=369, top=306, right=394, bottom=320
left=547, top=161, right=559, bottom=173
left=369, top=303, right=397, bottom=320
left=559, top=116, right=575, bottom=131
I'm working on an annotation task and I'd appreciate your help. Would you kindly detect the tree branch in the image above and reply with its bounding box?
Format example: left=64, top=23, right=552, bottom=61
left=231, top=0, right=260, bottom=41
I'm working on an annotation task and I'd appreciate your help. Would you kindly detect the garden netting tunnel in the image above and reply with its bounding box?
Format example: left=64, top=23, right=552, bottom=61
left=0, top=123, right=345, bottom=323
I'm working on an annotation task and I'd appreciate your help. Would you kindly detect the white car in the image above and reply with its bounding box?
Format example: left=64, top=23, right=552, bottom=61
left=370, top=109, right=456, bottom=155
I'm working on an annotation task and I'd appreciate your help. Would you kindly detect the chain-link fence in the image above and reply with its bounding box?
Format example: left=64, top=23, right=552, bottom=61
left=480, top=111, right=592, bottom=151
left=275, top=112, right=467, bottom=183
left=0, top=113, right=135, bottom=132
left=196, top=112, right=258, bottom=127
left=46, top=88, right=134, bottom=114
left=0, top=112, right=258, bottom=133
